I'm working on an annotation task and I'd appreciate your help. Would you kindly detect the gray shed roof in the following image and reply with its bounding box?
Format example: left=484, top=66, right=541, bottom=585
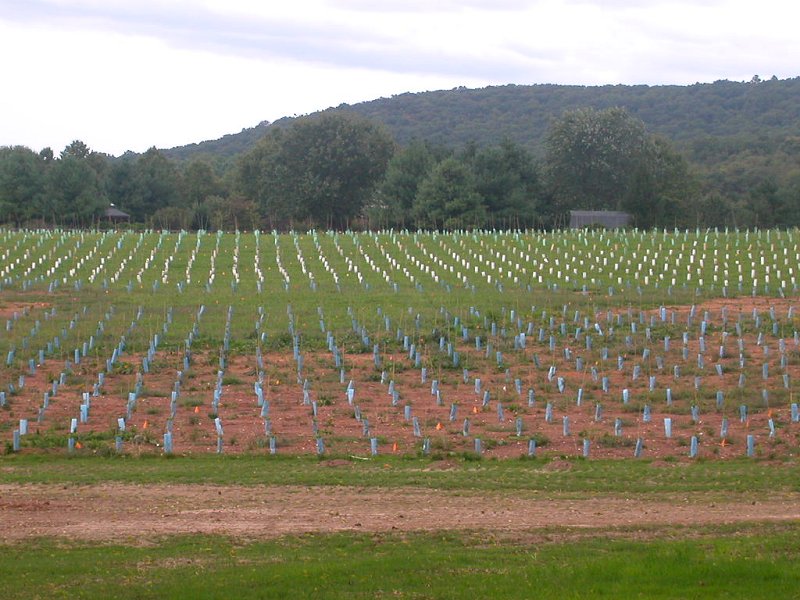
left=104, top=206, right=130, bottom=219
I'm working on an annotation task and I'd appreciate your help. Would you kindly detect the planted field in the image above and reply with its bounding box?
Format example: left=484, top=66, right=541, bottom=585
left=3, top=228, right=800, bottom=598
left=1, top=228, right=799, bottom=460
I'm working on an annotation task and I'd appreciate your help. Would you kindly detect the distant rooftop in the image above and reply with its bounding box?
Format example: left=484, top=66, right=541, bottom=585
left=104, top=206, right=130, bottom=219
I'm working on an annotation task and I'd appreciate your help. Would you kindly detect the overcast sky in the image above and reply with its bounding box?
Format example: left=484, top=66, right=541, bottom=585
left=0, top=0, right=795, bottom=156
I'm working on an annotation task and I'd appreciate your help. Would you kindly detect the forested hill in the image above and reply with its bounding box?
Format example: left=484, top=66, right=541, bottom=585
left=162, top=77, right=800, bottom=161
left=4, top=78, right=799, bottom=230
left=160, top=120, right=273, bottom=163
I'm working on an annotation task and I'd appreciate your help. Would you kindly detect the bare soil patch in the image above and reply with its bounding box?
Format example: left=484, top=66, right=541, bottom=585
left=0, top=301, right=50, bottom=321
left=1, top=483, right=798, bottom=543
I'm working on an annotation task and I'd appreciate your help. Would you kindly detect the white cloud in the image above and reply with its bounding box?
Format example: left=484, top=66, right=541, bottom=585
left=0, top=0, right=796, bottom=155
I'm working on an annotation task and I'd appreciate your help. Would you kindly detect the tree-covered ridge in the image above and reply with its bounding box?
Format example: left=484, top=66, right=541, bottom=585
left=1, top=79, right=799, bottom=230
left=154, top=78, right=800, bottom=228
left=341, top=78, right=800, bottom=153
left=162, top=77, right=800, bottom=161
left=159, top=120, right=275, bottom=164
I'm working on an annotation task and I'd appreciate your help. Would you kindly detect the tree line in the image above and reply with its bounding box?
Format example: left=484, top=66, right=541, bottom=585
left=1, top=108, right=798, bottom=230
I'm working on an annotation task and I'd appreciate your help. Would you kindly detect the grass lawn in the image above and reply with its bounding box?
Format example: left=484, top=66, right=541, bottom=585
left=1, top=453, right=799, bottom=496
left=1, top=524, right=799, bottom=599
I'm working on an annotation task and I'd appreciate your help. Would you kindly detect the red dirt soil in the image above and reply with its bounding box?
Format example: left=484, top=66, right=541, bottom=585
left=2, top=297, right=800, bottom=460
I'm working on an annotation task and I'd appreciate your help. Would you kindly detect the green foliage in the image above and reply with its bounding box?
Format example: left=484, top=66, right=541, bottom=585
left=236, top=113, right=395, bottom=228
left=372, top=139, right=442, bottom=228
left=235, top=128, right=289, bottom=228
left=544, top=107, right=698, bottom=228
left=546, top=106, right=649, bottom=211
left=196, top=194, right=258, bottom=231
left=181, top=158, right=222, bottom=208
left=413, top=157, right=485, bottom=228
left=0, top=146, right=46, bottom=224
left=162, top=119, right=275, bottom=161
left=469, top=139, right=541, bottom=228
left=127, top=147, right=181, bottom=222
left=0, top=141, right=109, bottom=226
left=151, top=205, right=194, bottom=230
left=626, top=136, right=697, bottom=228
left=45, top=154, right=107, bottom=224
left=373, top=139, right=541, bottom=229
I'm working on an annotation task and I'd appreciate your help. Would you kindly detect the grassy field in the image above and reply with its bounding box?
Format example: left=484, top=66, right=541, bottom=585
left=1, top=453, right=800, bottom=495
left=3, top=525, right=800, bottom=599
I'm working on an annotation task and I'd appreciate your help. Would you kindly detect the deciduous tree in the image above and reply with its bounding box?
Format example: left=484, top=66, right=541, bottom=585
left=237, top=114, right=394, bottom=228
left=413, top=157, right=485, bottom=229
left=545, top=107, right=696, bottom=228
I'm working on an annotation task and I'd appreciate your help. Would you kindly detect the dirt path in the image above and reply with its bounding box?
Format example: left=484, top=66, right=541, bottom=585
left=1, top=483, right=798, bottom=543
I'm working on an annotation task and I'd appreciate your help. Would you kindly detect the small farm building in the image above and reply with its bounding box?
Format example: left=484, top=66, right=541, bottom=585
left=104, top=205, right=130, bottom=224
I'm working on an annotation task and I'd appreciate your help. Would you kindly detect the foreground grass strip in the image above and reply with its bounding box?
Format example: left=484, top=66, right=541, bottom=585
left=1, top=454, right=800, bottom=495
left=1, top=525, right=799, bottom=599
